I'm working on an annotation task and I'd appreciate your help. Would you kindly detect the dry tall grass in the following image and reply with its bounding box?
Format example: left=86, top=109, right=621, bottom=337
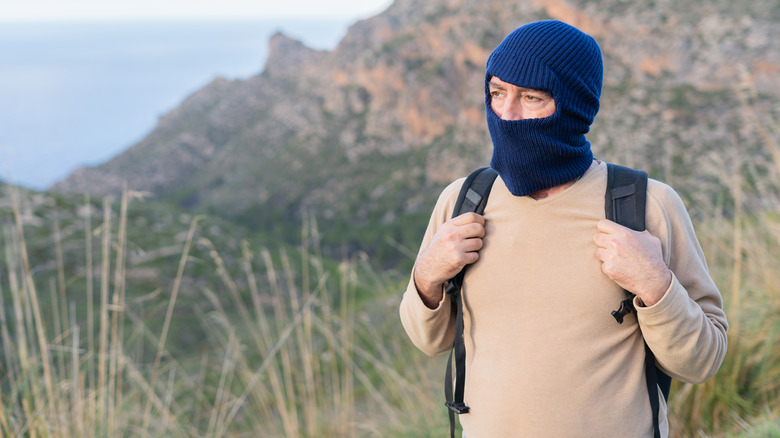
left=667, top=79, right=780, bottom=436
left=0, top=189, right=442, bottom=437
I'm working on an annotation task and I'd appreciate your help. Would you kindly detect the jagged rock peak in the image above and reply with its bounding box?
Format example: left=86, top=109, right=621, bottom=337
left=264, top=32, right=326, bottom=77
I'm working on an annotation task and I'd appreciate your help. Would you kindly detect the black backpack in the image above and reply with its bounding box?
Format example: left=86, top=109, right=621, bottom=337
left=443, top=163, right=671, bottom=438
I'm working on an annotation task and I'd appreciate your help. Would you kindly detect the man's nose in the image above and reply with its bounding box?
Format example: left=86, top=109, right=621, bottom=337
left=497, top=97, right=524, bottom=121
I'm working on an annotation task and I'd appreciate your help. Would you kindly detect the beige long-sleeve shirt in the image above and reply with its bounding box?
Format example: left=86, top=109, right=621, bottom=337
left=400, top=161, right=728, bottom=437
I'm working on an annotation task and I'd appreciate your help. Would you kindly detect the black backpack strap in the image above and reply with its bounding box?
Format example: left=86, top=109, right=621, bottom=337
left=605, top=163, right=670, bottom=438
left=605, top=162, right=648, bottom=322
left=443, top=167, right=498, bottom=437
left=605, top=163, right=647, bottom=231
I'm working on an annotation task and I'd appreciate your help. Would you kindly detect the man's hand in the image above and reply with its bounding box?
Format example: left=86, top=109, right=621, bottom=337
left=414, top=213, right=486, bottom=308
left=594, top=219, right=672, bottom=307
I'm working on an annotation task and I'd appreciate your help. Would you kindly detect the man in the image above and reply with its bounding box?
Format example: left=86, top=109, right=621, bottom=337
left=399, top=20, right=727, bottom=437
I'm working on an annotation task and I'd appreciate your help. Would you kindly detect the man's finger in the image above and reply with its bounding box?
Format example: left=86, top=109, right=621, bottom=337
left=452, top=212, right=486, bottom=225
left=596, top=218, right=623, bottom=233
left=593, top=232, right=609, bottom=249
left=460, top=236, right=484, bottom=253
left=459, top=222, right=486, bottom=239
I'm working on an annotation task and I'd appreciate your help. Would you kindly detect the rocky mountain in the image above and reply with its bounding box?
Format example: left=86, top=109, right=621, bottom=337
left=52, top=0, right=780, bottom=265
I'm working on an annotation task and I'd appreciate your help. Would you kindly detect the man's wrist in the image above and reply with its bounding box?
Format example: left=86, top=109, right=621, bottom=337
left=413, top=271, right=444, bottom=309
left=638, top=270, right=673, bottom=307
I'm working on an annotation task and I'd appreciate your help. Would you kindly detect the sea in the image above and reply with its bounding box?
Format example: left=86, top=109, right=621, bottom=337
left=0, top=19, right=351, bottom=190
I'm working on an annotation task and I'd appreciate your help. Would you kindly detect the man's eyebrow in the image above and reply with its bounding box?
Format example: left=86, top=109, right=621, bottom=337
left=488, top=79, right=505, bottom=88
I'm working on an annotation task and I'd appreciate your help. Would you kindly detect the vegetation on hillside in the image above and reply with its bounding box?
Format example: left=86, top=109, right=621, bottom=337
left=0, top=182, right=446, bottom=436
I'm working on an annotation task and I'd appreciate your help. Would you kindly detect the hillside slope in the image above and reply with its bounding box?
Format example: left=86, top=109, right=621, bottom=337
left=52, top=0, right=780, bottom=263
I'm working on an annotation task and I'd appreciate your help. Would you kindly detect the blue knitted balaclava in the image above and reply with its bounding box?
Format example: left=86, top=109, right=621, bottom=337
left=486, top=20, right=603, bottom=197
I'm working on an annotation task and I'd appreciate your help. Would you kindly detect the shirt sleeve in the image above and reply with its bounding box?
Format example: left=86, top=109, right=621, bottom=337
left=636, top=179, right=729, bottom=384
left=399, top=178, right=464, bottom=356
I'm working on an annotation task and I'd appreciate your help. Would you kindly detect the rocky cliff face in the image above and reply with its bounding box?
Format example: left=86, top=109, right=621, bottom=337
left=51, top=0, right=780, bottom=262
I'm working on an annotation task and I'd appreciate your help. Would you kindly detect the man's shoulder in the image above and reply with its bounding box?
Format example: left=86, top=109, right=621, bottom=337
left=426, top=176, right=471, bottom=223
left=646, top=177, right=685, bottom=209
left=645, top=177, right=692, bottom=231
left=445, top=176, right=469, bottom=194
left=437, top=175, right=470, bottom=204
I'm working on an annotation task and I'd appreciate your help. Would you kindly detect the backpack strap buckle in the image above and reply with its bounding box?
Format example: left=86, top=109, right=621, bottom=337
left=445, top=401, right=470, bottom=414
left=611, top=297, right=635, bottom=324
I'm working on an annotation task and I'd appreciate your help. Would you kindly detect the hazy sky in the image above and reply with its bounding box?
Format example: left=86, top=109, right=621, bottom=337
left=1, top=0, right=397, bottom=189
left=0, top=0, right=395, bottom=21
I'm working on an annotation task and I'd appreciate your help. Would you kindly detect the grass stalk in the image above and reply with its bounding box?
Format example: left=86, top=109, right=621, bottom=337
left=338, top=260, right=355, bottom=437
left=97, top=197, right=112, bottom=434
left=53, top=212, right=70, bottom=340
left=83, top=193, right=96, bottom=430
left=0, top=387, right=8, bottom=436
left=1, top=228, right=20, bottom=385
left=0, top=279, right=13, bottom=436
left=49, top=279, right=66, bottom=384
left=71, top=303, right=84, bottom=438
left=163, top=368, right=177, bottom=428
left=191, top=351, right=209, bottom=429
left=207, top=316, right=238, bottom=437
left=140, top=215, right=200, bottom=436
left=108, top=186, right=130, bottom=435
left=277, top=248, right=301, bottom=437
left=729, top=143, right=744, bottom=345
left=299, top=213, right=318, bottom=436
